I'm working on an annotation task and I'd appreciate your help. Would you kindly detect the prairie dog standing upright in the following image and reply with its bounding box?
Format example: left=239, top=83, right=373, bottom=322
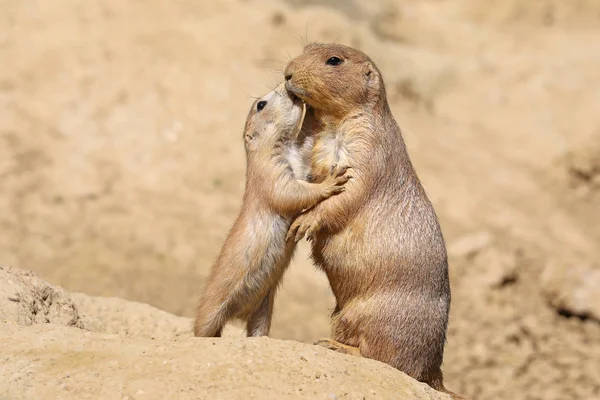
left=284, top=43, right=466, bottom=399
left=193, top=83, right=350, bottom=338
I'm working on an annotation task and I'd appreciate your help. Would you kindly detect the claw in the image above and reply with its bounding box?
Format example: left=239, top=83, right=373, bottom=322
left=335, top=166, right=348, bottom=177
left=295, top=225, right=307, bottom=242
left=337, top=177, right=350, bottom=185
left=305, top=220, right=321, bottom=241
left=286, top=223, right=298, bottom=242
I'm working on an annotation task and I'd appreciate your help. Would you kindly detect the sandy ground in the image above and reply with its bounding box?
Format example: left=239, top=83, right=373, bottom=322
left=1, top=0, right=599, bottom=399
left=0, top=266, right=449, bottom=400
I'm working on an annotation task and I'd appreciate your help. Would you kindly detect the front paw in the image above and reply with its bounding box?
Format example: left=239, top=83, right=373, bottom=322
left=323, top=166, right=352, bottom=197
left=286, top=213, right=321, bottom=242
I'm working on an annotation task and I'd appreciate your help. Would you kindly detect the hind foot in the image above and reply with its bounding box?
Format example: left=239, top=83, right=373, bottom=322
left=313, top=338, right=361, bottom=357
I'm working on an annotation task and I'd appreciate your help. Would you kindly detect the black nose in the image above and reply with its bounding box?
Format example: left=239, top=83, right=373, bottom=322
left=285, top=73, right=292, bottom=81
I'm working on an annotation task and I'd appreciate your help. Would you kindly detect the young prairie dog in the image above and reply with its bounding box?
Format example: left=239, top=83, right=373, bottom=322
left=285, top=43, right=467, bottom=400
left=193, top=82, right=350, bottom=338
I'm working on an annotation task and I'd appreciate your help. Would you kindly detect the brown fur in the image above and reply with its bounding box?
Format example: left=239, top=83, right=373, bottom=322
left=193, top=83, right=350, bottom=338
left=284, top=43, right=467, bottom=399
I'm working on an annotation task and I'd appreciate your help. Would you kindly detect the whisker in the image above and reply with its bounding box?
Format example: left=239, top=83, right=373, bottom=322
left=278, top=44, right=292, bottom=62
left=290, top=32, right=305, bottom=49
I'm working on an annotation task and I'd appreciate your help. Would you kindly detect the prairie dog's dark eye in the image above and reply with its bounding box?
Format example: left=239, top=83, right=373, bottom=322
left=326, top=56, right=343, bottom=66
left=257, top=100, right=267, bottom=112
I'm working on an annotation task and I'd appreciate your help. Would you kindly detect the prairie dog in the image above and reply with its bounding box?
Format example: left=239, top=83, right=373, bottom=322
left=284, top=44, right=465, bottom=399
left=193, top=83, right=350, bottom=338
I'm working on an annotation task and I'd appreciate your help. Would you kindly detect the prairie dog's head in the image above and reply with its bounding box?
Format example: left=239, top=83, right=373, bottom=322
left=284, top=43, right=385, bottom=120
left=243, top=82, right=305, bottom=152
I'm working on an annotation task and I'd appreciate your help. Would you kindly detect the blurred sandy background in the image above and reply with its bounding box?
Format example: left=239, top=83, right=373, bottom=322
left=1, top=1, right=599, bottom=399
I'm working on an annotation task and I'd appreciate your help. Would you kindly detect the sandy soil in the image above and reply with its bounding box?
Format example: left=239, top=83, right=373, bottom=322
left=0, top=266, right=448, bottom=400
left=1, top=0, right=599, bottom=399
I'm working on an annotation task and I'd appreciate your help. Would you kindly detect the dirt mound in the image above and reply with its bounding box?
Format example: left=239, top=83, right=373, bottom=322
left=0, top=266, right=82, bottom=328
left=0, top=266, right=449, bottom=400
left=0, top=265, right=240, bottom=339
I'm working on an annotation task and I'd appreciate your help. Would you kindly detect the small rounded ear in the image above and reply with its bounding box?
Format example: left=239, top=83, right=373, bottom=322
left=363, top=62, right=381, bottom=96
left=363, top=62, right=374, bottom=81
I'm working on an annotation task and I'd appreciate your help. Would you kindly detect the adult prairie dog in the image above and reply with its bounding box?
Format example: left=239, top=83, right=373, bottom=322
left=285, top=43, right=466, bottom=399
left=193, top=83, right=350, bottom=338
